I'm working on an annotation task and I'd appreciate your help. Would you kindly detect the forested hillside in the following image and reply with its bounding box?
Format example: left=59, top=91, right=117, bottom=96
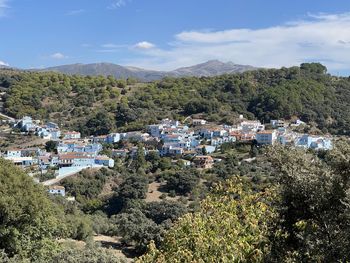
left=1, top=62, right=350, bottom=135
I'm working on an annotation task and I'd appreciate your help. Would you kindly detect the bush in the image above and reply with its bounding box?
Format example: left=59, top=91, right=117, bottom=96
left=166, top=168, right=200, bottom=195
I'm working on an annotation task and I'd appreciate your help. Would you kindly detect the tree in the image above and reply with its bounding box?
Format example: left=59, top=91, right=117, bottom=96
left=51, top=246, right=125, bottom=263
left=143, top=201, right=187, bottom=225
left=300, top=62, right=327, bottom=74
left=201, top=146, right=207, bottom=155
left=84, top=111, right=116, bottom=136
left=113, top=208, right=164, bottom=253
left=62, top=169, right=106, bottom=200
left=117, top=174, right=149, bottom=201
left=267, top=143, right=350, bottom=262
left=45, top=140, right=58, bottom=152
left=132, top=144, right=146, bottom=171
left=166, top=169, right=200, bottom=195
left=0, top=159, right=64, bottom=261
left=138, top=179, right=276, bottom=262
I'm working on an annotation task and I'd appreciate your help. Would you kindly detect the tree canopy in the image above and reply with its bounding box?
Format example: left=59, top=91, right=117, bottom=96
left=0, top=159, right=64, bottom=261
left=2, top=63, right=350, bottom=135
left=138, top=179, right=276, bottom=263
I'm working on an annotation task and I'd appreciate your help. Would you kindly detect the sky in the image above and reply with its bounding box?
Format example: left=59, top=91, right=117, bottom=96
left=1, top=0, right=350, bottom=75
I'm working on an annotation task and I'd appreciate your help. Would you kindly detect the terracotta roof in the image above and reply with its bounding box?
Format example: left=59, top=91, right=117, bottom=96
left=257, top=130, right=275, bottom=134
left=96, top=156, right=110, bottom=160
left=59, top=153, right=94, bottom=159
left=65, top=131, right=80, bottom=135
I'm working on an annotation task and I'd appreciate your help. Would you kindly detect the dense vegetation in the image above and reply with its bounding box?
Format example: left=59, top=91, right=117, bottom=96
left=0, top=159, right=125, bottom=262
left=0, top=159, right=63, bottom=261
left=138, top=180, right=275, bottom=263
left=3, top=139, right=350, bottom=261
left=138, top=143, right=350, bottom=262
left=2, top=63, right=350, bottom=135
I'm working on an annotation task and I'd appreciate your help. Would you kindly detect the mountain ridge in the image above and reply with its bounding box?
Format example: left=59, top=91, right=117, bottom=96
left=40, top=60, right=258, bottom=81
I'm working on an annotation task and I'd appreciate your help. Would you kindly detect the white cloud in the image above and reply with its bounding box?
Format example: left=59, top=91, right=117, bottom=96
left=133, top=41, right=155, bottom=49
left=66, top=9, right=85, bottom=16
left=101, top=43, right=126, bottom=48
left=0, top=0, right=9, bottom=17
left=50, top=52, right=68, bottom=59
left=124, top=12, right=350, bottom=73
left=108, top=0, right=131, bottom=9
left=0, top=60, right=9, bottom=66
left=97, top=43, right=128, bottom=53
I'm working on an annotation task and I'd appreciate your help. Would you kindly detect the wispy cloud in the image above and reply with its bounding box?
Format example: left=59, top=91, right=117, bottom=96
left=0, top=0, right=9, bottom=17
left=108, top=0, right=131, bottom=9
left=122, top=12, right=350, bottom=73
left=0, top=60, right=9, bottom=66
left=96, top=43, right=128, bottom=53
left=97, top=42, right=155, bottom=53
left=133, top=41, right=155, bottom=49
left=66, top=9, right=85, bottom=16
left=50, top=52, right=68, bottom=59
left=101, top=43, right=127, bottom=49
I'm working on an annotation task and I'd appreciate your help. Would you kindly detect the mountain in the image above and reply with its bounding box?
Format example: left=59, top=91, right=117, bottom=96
left=41, top=60, right=257, bottom=81
left=171, top=60, right=256, bottom=77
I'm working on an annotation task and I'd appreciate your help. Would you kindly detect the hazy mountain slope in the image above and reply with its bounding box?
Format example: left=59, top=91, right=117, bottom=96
left=171, top=60, right=257, bottom=76
left=41, top=60, right=257, bottom=81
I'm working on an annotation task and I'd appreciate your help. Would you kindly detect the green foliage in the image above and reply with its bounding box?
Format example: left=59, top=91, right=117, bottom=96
left=45, top=140, right=58, bottom=152
left=138, top=179, right=276, bottom=262
left=64, top=212, right=93, bottom=241
left=89, top=212, right=116, bottom=235
left=2, top=63, right=350, bottom=135
left=267, top=143, right=350, bottom=262
left=166, top=168, right=200, bottom=195
left=107, top=173, right=149, bottom=214
left=132, top=144, right=147, bottom=171
left=82, top=110, right=116, bottom=136
left=143, top=201, right=187, bottom=225
left=50, top=246, right=125, bottom=263
left=112, top=208, right=164, bottom=253
left=62, top=169, right=107, bottom=200
left=118, top=174, right=149, bottom=200
left=0, top=158, right=64, bottom=261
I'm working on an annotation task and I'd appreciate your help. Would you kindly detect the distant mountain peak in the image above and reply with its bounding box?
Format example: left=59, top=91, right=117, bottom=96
left=39, top=60, right=258, bottom=81
left=171, top=60, right=256, bottom=77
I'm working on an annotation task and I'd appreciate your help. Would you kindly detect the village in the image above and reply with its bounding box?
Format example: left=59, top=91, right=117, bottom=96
left=0, top=115, right=333, bottom=197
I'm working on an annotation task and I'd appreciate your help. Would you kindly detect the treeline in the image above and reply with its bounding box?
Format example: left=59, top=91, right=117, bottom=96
left=2, top=63, right=350, bottom=135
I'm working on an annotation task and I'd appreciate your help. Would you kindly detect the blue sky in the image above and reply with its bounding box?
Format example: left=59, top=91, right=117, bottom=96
left=1, top=0, right=350, bottom=75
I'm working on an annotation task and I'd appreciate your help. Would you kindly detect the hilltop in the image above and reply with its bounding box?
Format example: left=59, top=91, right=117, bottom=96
left=0, top=62, right=349, bottom=136
left=40, top=60, right=257, bottom=81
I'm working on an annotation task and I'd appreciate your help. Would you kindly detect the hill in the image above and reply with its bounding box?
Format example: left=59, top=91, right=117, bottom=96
left=171, top=60, right=256, bottom=76
left=1, top=62, right=349, bottom=135
left=40, top=60, right=257, bottom=81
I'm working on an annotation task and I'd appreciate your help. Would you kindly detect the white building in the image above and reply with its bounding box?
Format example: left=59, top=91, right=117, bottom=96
left=5, top=149, right=22, bottom=158
left=64, top=131, right=81, bottom=140
left=241, top=121, right=265, bottom=132
left=256, top=130, right=277, bottom=145
left=48, top=185, right=65, bottom=196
